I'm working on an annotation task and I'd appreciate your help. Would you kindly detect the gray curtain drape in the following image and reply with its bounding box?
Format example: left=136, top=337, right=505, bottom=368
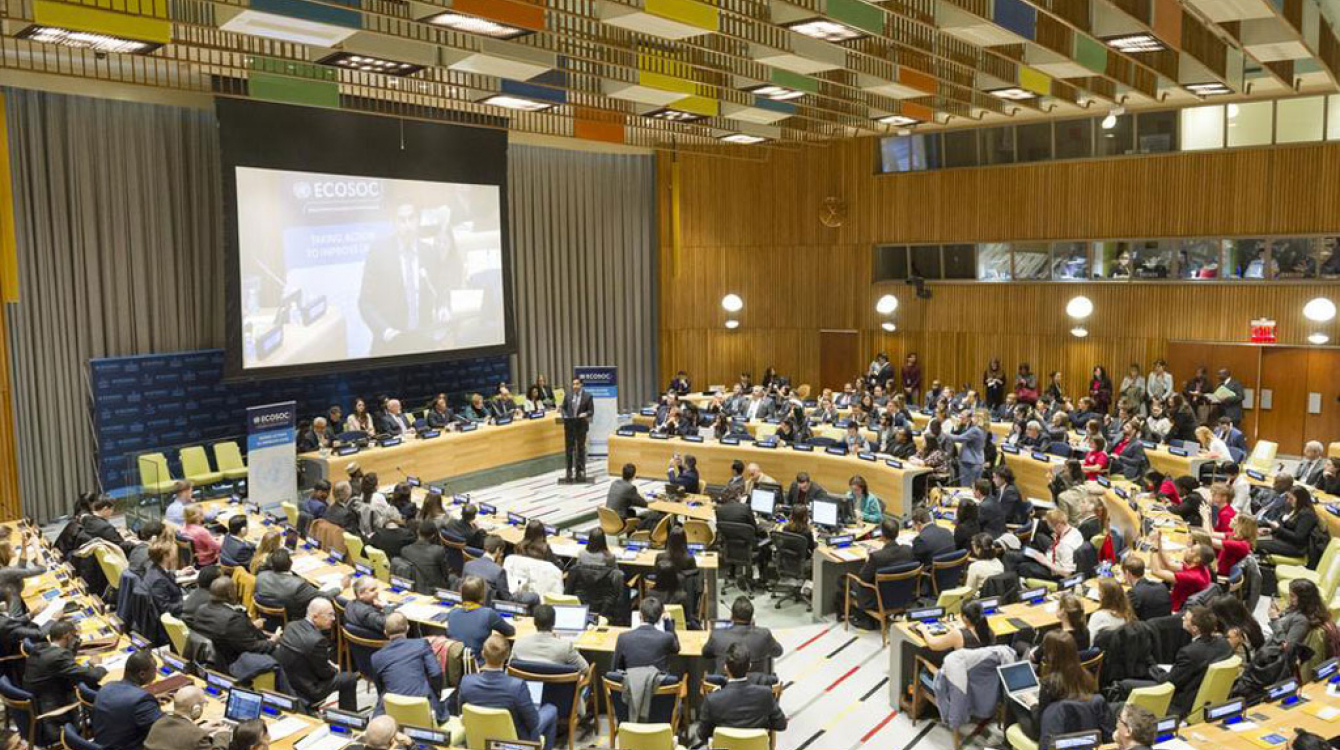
left=507, top=144, right=657, bottom=410
left=5, top=88, right=224, bottom=522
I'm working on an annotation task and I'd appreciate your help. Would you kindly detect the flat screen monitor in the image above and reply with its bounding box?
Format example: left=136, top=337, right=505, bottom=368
left=812, top=498, right=840, bottom=528
left=750, top=487, right=776, bottom=516
left=224, top=687, right=264, bottom=723
left=1049, top=730, right=1100, bottom=750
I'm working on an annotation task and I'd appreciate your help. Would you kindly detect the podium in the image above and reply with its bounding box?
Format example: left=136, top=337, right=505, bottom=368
left=556, top=414, right=594, bottom=485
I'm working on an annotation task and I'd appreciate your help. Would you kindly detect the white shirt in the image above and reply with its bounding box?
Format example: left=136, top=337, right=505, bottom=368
left=1206, top=437, right=1232, bottom=460
left=1088, top=609, right=1127, bottom=640
left=965, top=558, right=1004, bottom=594
left=503, top=555, right=564, bottom=597
left=1050, top=526, right=1084, bottom=576
left=746, top=398, right=764, bottom=420
left=1230, top=475, right=1252, bottom=515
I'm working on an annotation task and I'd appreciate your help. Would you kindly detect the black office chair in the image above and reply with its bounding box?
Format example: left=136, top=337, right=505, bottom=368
left=770, top=530, right=811, bottom=610
left=716, top=522, right=758, bottom=594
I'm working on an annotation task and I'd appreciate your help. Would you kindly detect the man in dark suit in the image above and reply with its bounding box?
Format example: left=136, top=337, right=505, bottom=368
left=693, top=643, right=787, bottom=747
left=143, top=685, right=219, bottom=750
left=275, top=598, right=359, bottom=711
left=740, top=387, right=773, bottom=422
left=451, top=634, right=558, bottom=749
left=701, top=597, right=783, bottom=676
left=444, top=505, right=486, bottom=550
left=461, top=535, right=513, bottom=604
left=191, top=577, right=280, bottom=674
left=84, top=497, right=132, bottom=552
left=714, top=493, right=757, bottom=531
left=613, top=598, right=680, bottom=672
left=376, top=399, right=414, bottom=437
left=371, top=612, right=446, bottom=722
left=723, top=460, right=747, bottom=500
left=845, top=518, right=915, bottom=614
left=992, top=465, right=1028, bottom=526
left=1213, top=369, right=1246, bottom=426
left=400, top=522, right=454, bottom=593
left=92, top=649, right=162, bottom=750
left=560, top=378, right=595, bottom=481
left=322, top=481, right=359, bottom=531
left=345, top=577, right=392, bottom=635
left=24, top=621, right=108, bottom=744
left=1133, top=606, right=1233, bottom=715
left=973, top=479, right=1007, bottom=538
left=142, top=544, right=184, bottom=618
left=1121, top=557, right=1172, bottom=620
left=607, top=464, right=648, bottom=521
left=303, top=480, right=331, bottom=521
left=358, top=203, right=442, bottom=355
left=256, top=549, right=344, bottom=621
left=784, top=473, right=826, bottom=508
left=910, top=508, right=955, bottom=567
left=369, top=518, right=415, bottom=562
left=220, top=515, right=256, bottom=570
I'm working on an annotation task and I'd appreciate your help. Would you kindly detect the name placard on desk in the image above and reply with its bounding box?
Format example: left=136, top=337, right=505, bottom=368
left=857, top=452, right=876, bottom=462
left=377, top=436, right=402, bottom=448
left=1140, top=440, right=1158, bottom=449
left=1169, top=447, right=1189, bottom=457
left=406, top=476, right=421, bottom=487
left=1097, top=476, right=1111, bottom=487
left=886, top=458, right=903, bottom=469
left=1114, top=487, right=1129, bottom=499
left=507, top=512, right=526, bottom=526
left=721, top=436, right=740, bottom=445
left=682, top=434, right=704, bottom=443
left=1247, top=469, right=1266, bottom=481
left=617, top=427, right=636, bottom=437
left=478, top=503, right=497, bottom=515
left=300, top=295, right=326, bottom=325
left=755, top=440, right=777, bottom=449
left=792, top=442, right=813, bottom=452
left=1000, top=444, right=1020, bottom=454
left=526, top=411, right=545, bottom=420
left=418, top=429, right=440, bottom=439
left=459, top=423, right=478, bottom=433
left=336, top=445, right=360, bottom=456
left=825, top=446, right=846, bottom=456
left=649, top=432, right=670, bottom=440
left=494, top=416, right=513, bottom=426
left=1030, top=451, right=1049, bottom=462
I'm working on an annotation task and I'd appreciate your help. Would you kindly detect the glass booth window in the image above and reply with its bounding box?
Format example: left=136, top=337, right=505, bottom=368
left=1017, top=123, right=1052, bottom=163
left=1136, top=111, right=1178, bottom=153
left=1096, top=114, right=1134, bottom=156
left=980, top=128, right=1016, bottom=165
left=1012, top=243, right=1051, bottom=279
left=1128, top=240, right=1175, bottom=278
left=1055, top=119, right=1094, bottom=160
left=1179, top=239, right=1225, bottom=279
left=1272, top=237, right=1317, bottom=278
left=1321, top=237, right=1340, bottom=277
left=880, top=135, right=941, bottom=172
left=1226, top=101, right=1273, bottom=147
left=942, top=129, right=979, bottom=169
left=1051, top=242, right=1090, bottom=279
left=1092, top=241, right=1124, bottom=278
left=1225, top=238, right=1270, bottom=278
left=977, top=243, right=1012, bottom=280
left=910, top=245, right=943, bottom=279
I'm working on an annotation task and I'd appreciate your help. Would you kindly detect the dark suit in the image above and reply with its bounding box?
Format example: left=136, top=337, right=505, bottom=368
left=192, top=601, right=275, bottom=668
left=451, top=669, right=558, bottom=749
left=400, top=540, right=453, bottom=592
left=998, top=485, right=1028, bottom=526
left=606, top=479, right=647, bottom=520
left=979, top=497, right=1007, bottom=538
left=1165, top=635, right=1234, bottom=714
left=1217, top=379, right=1246, bottom=424
left=181, top=589, right=210, bottom=628
left=143, top=714, right=213, bottom=750
left=23, top=642, right=107, bottom=742
left=701, top=624, right=783, bottom=675
left=426, top=408, right=455, bottom=429
left=695, top=680, right=787, bottom=745
left=715, top=500, right=757, bottom=531
left=741, top=398, right=772, bottom=422
left=378, top=411, right=413, bottom=436
left=560, top=388, right=595, bottom=478
left=255, top=570, right=325, bottom=620
left=275, top=618, right=357, bottom=710
left=443, top=518, right=486, bottom=551
left=1128, top=579, right=1172, bottom=621
left=220, top=535, right=256, bottom=569
left=852, top=542, right=915, bottom=610
left=83, top=515, right=130, bottom=552
left=369, top=526, right=415, bottom=561
left=912, top=524, right=955, bottom=567
left=462, top=557, right=511, bottom=603
left=784, top=481, right=826, bottom=508
left=344, top=599, right=389, bottom=635
left=358, top=232, right=442, bottom=354
left=322, top=502, right=358, bottom=531
left=445, top=606, right=515, bottom=654
left=371, top=637, right=445, bottom=722
left=613, top=624, right=680, bottom=672
left=92, top=679, right=162, bottom=750
left=143, top=564, right=183, bottom=618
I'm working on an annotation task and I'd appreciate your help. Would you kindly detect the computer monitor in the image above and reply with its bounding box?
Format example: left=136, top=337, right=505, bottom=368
left=552, top=604, right=589, bottom=633
left=1265, top=678, right=1300, bottom=705
left=224, top=687, right=264, bottom=723
left=485, top=742, right=542, bottom=750
left=1314, top=657, right=1340, bottom=683
left=812, top=498, right=840, bottom=528
left=1204, top=698, right=1245, bottom=724
left=1049, top=730, right=1100, bottom=750
left=750, top=487, right=777, bottom=516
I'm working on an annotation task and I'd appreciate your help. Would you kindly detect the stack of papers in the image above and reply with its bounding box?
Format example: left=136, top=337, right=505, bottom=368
left=268, top=716, right=311, bottom=742
left=398, top=603, right=443, bottom=621
left=291, top=556, right=325, bottom=574
left=295, top=728, right=350, bottom=750
left=33, top=598, right=64, bottom=627
left=316, top=573, right=346, bottom=590
left=831, top=548, right=864, bottom=562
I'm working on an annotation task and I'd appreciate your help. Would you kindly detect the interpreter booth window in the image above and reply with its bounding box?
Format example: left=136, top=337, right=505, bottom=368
left=880, top=134, right=941, bottom=172
left=942, top=244, right=977, bottom=279
left=1273, top=237, right=1318, bottom=278
left=1227, top=101, right=1273, bottom=148
left=1051, top=242, right=1090, bottom=280
left=1179, top=239, right=1225, bottom=279
left=1276, top=96, right=1324, bottom=143
left=1225, top=238, right=1270, bottom=279
left=1012, top=243, right=1051, bottom=279
left=1180, top=105, right=1225, bottom=151
left=910, top=245, right=943, bottom=279
left=1127, top=240, right=1175, bottom=278
left=1092, top=241, right=1127, bottom=279
left=1096, top=113, right=1134, bottom=156
left=942, top=129, right=980, bottom=168
left=980, top=127, right=1016, bottom=165
left=1321, top=237, right=1340, bottom=277
left=1328, top=96, right=1340, bottom=141
left=1136, top=111, right=1178, bottom=153
left=1016, top=123, right=1053, bottom=163
left=977, top=243, right=1013, bottom=280
left=1054, top=119, right=1094, bottom=160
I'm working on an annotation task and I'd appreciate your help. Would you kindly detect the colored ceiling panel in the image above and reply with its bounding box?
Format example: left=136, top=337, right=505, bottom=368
left=1073, top=34, right=1108, bottom=73
left=769, top=68, right=820, bottom=92
left=500, top=77, right=568, bottom=103
left=454, top=0, right=545, bottom=32
left=901, top=101, right=934, bottom=121
left=1153, top=0, right=1184, bottom=49
left=674, top=94, right=719, bottom=116
left=574, top=108, right=625, bottom=143
left=751, top=97, right=798, bottom=114
left=644, top=0, right=719, bottom=32
left=639, top=70, right=698, bottom=95
left=1018, top=65, right=1051, bottom=94
left=993, top=0, right=1038, bottom=41
left=249, top=71, right=340, bottom=107
left=898, top=67, right=938, bottom=94
left=827, top=0, right=884, bottom=35
left=251, top=0, right=361, bottom=29
left=32, top=0, right=171, bottom=43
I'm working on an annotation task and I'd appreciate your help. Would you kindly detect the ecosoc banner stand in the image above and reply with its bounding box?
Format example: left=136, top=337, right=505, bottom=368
left=246, top=402, right=298, bottom=512
left=576, top=366, right=618, bottom=457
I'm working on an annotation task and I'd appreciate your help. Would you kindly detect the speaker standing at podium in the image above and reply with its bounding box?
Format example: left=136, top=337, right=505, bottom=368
left=561, top=378, right=594, bottom=481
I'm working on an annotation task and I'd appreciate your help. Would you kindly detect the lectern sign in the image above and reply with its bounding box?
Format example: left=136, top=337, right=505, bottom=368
left=576, top=366, right=618, bottom=457
left=246, top=401, right=297, bottom=512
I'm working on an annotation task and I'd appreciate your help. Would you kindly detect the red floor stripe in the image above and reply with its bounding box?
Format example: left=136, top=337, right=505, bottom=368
left=860, top=710, right=898, bottom=743
left=795, top=625, right=834, bottom=651
left=825, top=665, right=859, bottom=692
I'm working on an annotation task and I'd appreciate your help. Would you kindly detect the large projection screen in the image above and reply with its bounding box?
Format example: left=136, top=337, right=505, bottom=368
left=219, top=99, right=514, bottom=380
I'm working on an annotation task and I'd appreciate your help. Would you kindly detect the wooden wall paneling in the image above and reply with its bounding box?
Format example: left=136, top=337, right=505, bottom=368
left=1304, top=349, right=1340, bottom=449
left=819, top=330, right=860, bottom=392
left=1165, top=342, right=1262, bottom=438
left=1257, top=348, right=1310, bottom=453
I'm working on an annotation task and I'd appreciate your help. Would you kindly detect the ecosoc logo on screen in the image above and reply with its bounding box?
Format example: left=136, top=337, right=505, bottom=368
left=292, top=179, right=382, bottom=201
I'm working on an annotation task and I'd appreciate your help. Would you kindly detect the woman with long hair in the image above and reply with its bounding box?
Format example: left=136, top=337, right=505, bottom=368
left=953, top=500, right=981, bottom=552
left=1017, top=630, right=1097, bottom=741
left=1088, top=577, right=1136, bottom=639
left=923, top=598, right=995, bottom=652
left=578, top=528, right=616, bottom=568
left=1088, top=365, right=1113, bottom=415
left=1211, top=595, right=1263, bottom=661
left=783, top=503, right=816, bottom=557
left=655, top=526, right=698, bottom=575
left=516, top=519, right=553, bottom=561
left=1257, top=486, right=1319, bottom=558
left=345, top=397, right=375, bottom=435
left=983, top=358, right=1006, bottom=409
left=250, top=529, right=282, bottom=575
left=420, top=491, right=448, bottom=530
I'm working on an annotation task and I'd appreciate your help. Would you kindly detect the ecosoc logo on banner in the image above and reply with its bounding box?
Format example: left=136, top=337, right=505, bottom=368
left=576, top=367, right=617, bottom=388
left=249, top=403, right=295, bottom=431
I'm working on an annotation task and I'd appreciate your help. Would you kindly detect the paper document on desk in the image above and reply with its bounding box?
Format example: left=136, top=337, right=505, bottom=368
left=1154, top=739, right=1200, bottom=750
left=99, top=652, right=131, bottom=672
left=397, top=603, right=443, bottom=621
left=832, top=548, right=865, bottom=562
left=550, top=541, right=581, bottom=558
left=268, top=716, right=311, bottom=742
left=294, top=728, right=350, bottom=750
left=33, top=598, right=64, bottom=627
left=291, top=556, right=325, bottom=574
left=316, top=573, right=346, bottom=590
left=1304, top=703, right=1340, bottom=720
left=619, top=550, right=641, bottom=562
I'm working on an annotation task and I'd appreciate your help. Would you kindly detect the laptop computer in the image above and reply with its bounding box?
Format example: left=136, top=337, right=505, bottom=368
left=552, top=604, right=589, bottom=636
left=998, top=661, right=1041, bottom=709
left=223, top=687, right=264, bottom=726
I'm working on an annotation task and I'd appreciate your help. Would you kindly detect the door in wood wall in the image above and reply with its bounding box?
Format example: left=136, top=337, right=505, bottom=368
left=819, top=330, right=860, bottom=393
left=1304, top=349, right=1340, bottom=454
left=1257, top=348, right=1309, bottom=454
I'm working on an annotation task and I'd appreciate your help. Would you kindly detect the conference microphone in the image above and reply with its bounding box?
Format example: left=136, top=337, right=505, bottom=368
left=396, top=465, right=408, bottom=480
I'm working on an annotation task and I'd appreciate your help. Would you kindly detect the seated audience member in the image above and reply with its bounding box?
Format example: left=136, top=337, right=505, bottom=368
left=910, top=507, right=954, bottom=567
left=377, top=398, right=414, bottom=436
left=1121, top=556, right=1172, bottom=621
left=1088, top=577, right=1137, bottom=640
left=1293, top=442, right=1327, bottom=487
left=297, top=417, right=331, bottom=453
left=1167, top=476, right=1204, bottom=525
left=702, top=597, right=783, bottom=676
left=667, top=454, right=700, bottom=494
left=461, top=393, right=491, bottom=423
left=1205, top=482, right=1236, bottom=533
left=1118, top=606, right=1232, bottom=716
left=1195, top=425, right=1231, bottom=460
left=462, top=535, right=513, bottom=604
left=226, top=720, right=268, bottom=750
left=143, top=543, right=184, bottom=618
left=1148, top=534, right=1215, bottom=612
left=445, top=575, right=516, bottom=655
left=256, top=548, right=344, bottom=620
left=346, top=715, right=407, bottom=750
left=845, top=475, right=884, bottom=524
left=1254, top=473, right=1294, bottom=525
left=192, top=577, right=280, bottom=675
left=921, top=599, right=994, bottom=653
left=143, top=686, right=219, bottom=750
left=276, top=597, right=359, bottom=711
left=426, top=393, right=455, bottom=429
left=953, top=499, right=981, bottom=552
left=401, top=522, right=454, bottom=592
left=655, top=527, right=699, bottom=576
left=693, top=643, right=787, bottom=747
left=1208, top=514, right=1256, bottom=577
left=219, top=515, right=256, bottom=569
left=606, top=463, right=648, bottom=521
left=387, top=483, right=417, bottom=524
left=83, top=496, right=130, bottom=551
left=92, top=649, right=162, bottom=750
left=1266, top=579, right=1336, bottom=676
left=843, top=518, right=914, bottom=619
left=164, top=481, right=193, bottom=526
left=452, top=634, right=558, bottom=750
left=322, top=481, right=359, bottom=531
left=993, top=465, right=1029, bottom=526
left=1019, top=508, right=1083, bottom=581
left=444, top=503, right=487, bottom=550
left=1081, top=436, right=1110, bottom=480
left=248, top=530, right=281, bottom=576
left=1257, top=486, right=1320, bottom=558
left=25, top=621, right=109, bottom=743
left=1210, top=595, right=1263, bottom=661
left=511, top=604, right=589, bottom=670
left=644, top=559, right=697, bottom=628
left=302, top=480, right=331, bottom=520
left=1054, top=593, right=1091, bottom=651
left=180, top=504, right=221, bottom=567
left=369, top=517, right=415, bottom=562
left=181, top=564, right=220, bottom=627
left=780, top=503, right=817, bottom=558
left=1012, top=631, right=1097, bottom=743
left=345, top=397, right=376, bottom=435
left=784, top=472, right=825, bottom=508
left=964, top=533, right=1004, bottom=595
left=612, top=597, right=680, bottom=672
left=974, top=479, right=1008, bottom=539
left=577, top=528, right=616, bottom=568
left=842, top=422, right=869, bottom=454
left=371, top=612, right=446, bottom=723
left=1115, top=704, right=1158, bottom=750
left=345, top=576, right=392, bottom=635
left=504, top=530, right=564, bottom=600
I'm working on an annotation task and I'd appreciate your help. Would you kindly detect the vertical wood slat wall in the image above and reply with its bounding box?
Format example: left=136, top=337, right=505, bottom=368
left=655, top=139, right=1340, bottom=397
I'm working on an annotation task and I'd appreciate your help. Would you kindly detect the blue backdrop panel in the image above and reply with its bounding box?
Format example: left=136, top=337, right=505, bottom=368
left=90, top=349, right=510, bottom=493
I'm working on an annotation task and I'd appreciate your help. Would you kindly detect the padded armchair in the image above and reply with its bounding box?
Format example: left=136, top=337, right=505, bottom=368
left=602, top=672, right=686, bottom=741
left=339, top=622, right=388, bottom=678
left=1126, top=683, right=1174, bottom=718
left=211, top=441, right=249, bottom=483
left=844, top=561, right=922, bottom=645
left=929, top=549, right=970, bottom=595
left=1184, top=656, right=1241, bottom=725
left=462, top=704, right=520, bottom=750
left=599, top=507, right=638, bottom=541
left=179, top=446, right=223, bottom=487
left=508, top=659, right=589, bottom=750
left=137, top=452, right=176, bottom=497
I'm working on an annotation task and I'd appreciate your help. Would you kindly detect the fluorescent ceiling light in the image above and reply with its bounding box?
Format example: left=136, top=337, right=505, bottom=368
left=876, top=114, right=920, bottom=126
left=1185, top=81, right=1232, bottom=95
left=424, top=12, right=531, bottom=39
left=719, top=134, right=769, bottom=144
left=220, top=10, right=356, bottom=47
left=1070, top=326, right=1089, bottom=338
left=1304, top=297, right=1337, bottom=322
left=1103, top=33, right=1166, bottom=52
left=17, top=24, right=161, bottom=53
left=647, top=107, right=707, bottom=123
left=1308, top=332, right=1330, bottom=345
left=876, top=294, right=899, bottom=314
left=988, top=87, right=1036, bottom=101
left=479, top=94, right=554, bottom=112
left=783, top=18, right=866, bottom=42
left=317, top=51, right=423, bottom=76
left=721, top=294, right=743, bottom=312
left=725, top=319, right=741, bottom=329
left=881, top=321, right=897, bottom=332
left=744, top=84, right=806, bottom=101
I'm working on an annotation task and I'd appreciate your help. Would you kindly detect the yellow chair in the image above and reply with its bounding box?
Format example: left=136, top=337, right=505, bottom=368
left=1185, top=656, right=1241, bottom=725
left=385, top=694, right=436, bottom=729
left=542, top=593, right=581, bottom=606
left=179, top=446, right=223, bottom=487
left=599, top=506, right=638, bottom=540
left=343, top=532, right=365, bottom=562
left=253, top=672, right=276, bottom=692
left=463, top=704, right=519, bottom=750
left=93, top=546, right=128, bottom=595
left=1245, top=441, right=1278, bottom=474
left=1023, top=577, right=1059, bottom=593
left=617, top=723, right=674, bottom=750
left=138, top=453, right=176, bottom=497
left=160, top=613, right=189, bottom=656
left=281, top=502, right=299, bottom=527
left=711, top=728, right=770, bottom=750
left=212, top=441, right=249, bottom=482
left=936, top=586, right=973, bottom=616
left=1005, top=723, right=1037, bottom=750
left=365, top=546, right=391, bottom=582
left=663, top=604, right=688, bottom=632
left=1278, top=538, right=1340, bottom=589
left=231, top=566, right=257, bottom=618
left=684, top=520, right=715, bottom=547
left=1126, top=683, right=1175, bottom=718
left=754, top=423, right=778, bottom=440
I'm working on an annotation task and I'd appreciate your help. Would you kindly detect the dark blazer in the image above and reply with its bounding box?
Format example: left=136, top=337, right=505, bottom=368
left=1128, top=579, right=1172, bottom=621
left=912, top=525, right=956, bottom=567
left=979, top=497, right=1007, bottom=538
left=322, top=502, right=358, bottom=531
left=426, top=408, right=455, bottom=429
left=1271, top=508, right=1319, bottom=552
left=701, top=624, right=783, bottom=675
left=23, top=642, right=107, bottom=718
left=275, top=618, right=341, bottom=707
left=255, top=570, right=325, bottom=620
left=143, top=713, right=214, bottom=750
left=784, top=481, right=826, bottom=508
left=1217, top=379, right=1246, bottom=423
left=606, top=480, right=647, bottom=520
left=371, top=637, right=442, bottom=718
left=443, top=518, right=486, bottom=550
left=344, top=599, right=389, bottom=636
left=1165, top=634, right=1234, bottom=714
left=999, top=485, right=1028, bottom=525
left=560, top=390, right=594, bottom=420
left=451, top=670, right=544, bottom=742
left=696, top=680, right=787, bottom=745
left=613, top=624, right=680, bottom=672
left=143, top=564, right=184, bottom=618
left=192, top=601, right=275, bottom=667
left=462, top=557, right=511, bottom=603
left=92, top=679, right=162, bottom=750
left=400, top=541, right=454, bottom=592
left=220, top=535, right=256, bottom=569
left=180, top=589, right=211, bottom=629
left=445, top=606, right=515, bottom=654
left=855, top=542, right=916, bottom=610
left=715, top=500, right=757, bottom=531
left=369, top=526, right=415, bottom=561
left=83, top=515, right=129, bottom=551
